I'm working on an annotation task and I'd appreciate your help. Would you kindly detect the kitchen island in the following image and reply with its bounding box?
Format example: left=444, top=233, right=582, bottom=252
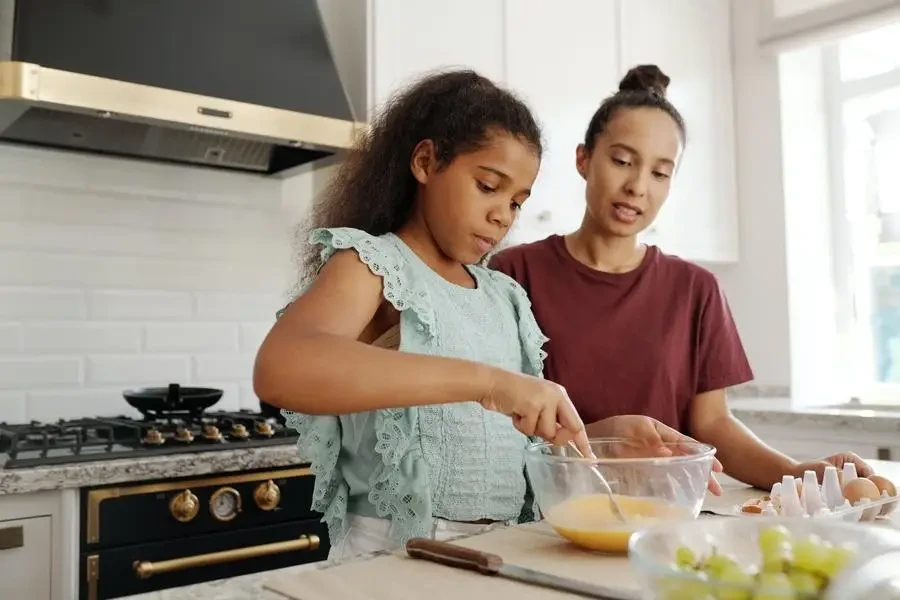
left=120, top=460, right=900, bottom=600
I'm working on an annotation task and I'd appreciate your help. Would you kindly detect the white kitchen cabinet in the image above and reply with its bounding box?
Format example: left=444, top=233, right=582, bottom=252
left=620, top=0, right=740, bottom=263
left=324, top=0, right=741, bottom=261
left=741, top=421, right=900, bottom=462
left=503, top=0, right=619, bottom=245
left=0, top=516, right=52, bottom=599
left=0, top=489, right=79, bottom=600
left=367, top=0, right=505, bottom=115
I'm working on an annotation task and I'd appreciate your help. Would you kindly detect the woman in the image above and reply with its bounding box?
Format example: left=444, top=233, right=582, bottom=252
left=490, top=64, right=872, bottom=490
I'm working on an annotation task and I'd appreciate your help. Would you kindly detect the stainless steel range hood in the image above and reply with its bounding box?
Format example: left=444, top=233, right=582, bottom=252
left=0, top=0, right=365, bottom=176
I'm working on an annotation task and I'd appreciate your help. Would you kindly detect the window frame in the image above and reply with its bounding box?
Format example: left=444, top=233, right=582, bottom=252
left=824, top=43, right=900, bottom=405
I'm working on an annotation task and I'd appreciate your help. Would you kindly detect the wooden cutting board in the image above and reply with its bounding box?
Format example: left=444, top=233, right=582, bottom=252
left=263, top=522, right=642, bottom=600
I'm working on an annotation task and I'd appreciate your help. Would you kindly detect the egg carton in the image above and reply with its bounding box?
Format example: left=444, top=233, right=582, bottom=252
left=737, top=463, right=898, bottom=523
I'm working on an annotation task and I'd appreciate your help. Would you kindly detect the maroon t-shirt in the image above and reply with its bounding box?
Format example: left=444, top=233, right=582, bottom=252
left=489, top=235, right=753, bottom=434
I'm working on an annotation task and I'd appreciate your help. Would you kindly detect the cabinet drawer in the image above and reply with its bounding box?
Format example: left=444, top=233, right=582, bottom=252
left=0, top=516, right=52, bottom=600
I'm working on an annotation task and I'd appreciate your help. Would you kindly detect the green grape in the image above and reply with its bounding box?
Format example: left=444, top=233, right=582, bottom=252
left=752, top=572, right=796, bottom=600
left=817, top=544, right=857, bottom=578
left=712, top=565, right=754, bottom=600
left=675, top=545, right=697, bottom=569
left=791, top=538, right=827, bottom=573
left=705, top=552, right=739, bottom=577
left=659, top=576, right=713, bottom=600
left=757, top=525, right=792, bottom=555
left=760, top=544, right=791, bottom=574
left=786, top=570, right=821, bottom=596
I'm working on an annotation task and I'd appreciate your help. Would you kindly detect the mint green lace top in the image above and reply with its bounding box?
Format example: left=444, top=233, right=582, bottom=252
left=279, top=227, right=549, bottom=548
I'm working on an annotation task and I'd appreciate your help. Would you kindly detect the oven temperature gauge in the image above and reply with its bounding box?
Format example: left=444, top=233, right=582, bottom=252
left=208, top=487, right=242, bottom=522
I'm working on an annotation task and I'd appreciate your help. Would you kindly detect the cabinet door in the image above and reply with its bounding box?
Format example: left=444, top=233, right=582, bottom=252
left=369, top=0, right=505, bottom=115
left=0, top=517, right=52, bottom=600
left=620, top=0, right=739, bottom=262
left=504, top=0, right=619, bottom=245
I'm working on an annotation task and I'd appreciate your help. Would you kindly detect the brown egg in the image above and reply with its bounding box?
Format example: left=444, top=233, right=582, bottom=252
left=867, top=475, right=897, bottom=516
left=843, top=478, right=882, bottom=520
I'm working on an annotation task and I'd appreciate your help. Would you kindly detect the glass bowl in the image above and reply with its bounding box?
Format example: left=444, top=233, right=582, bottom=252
left=523, top=438, right=716, bottom=553
left=628, top=516, right=900, bottom=599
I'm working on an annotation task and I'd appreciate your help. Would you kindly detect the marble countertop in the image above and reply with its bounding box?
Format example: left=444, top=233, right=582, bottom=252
left=728, top=396, right=900, bottom=432
left=0, top=442, right=305, bottom=495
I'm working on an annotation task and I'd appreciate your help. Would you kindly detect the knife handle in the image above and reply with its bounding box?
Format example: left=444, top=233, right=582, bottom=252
left=406, top=538, right=502, bottom=575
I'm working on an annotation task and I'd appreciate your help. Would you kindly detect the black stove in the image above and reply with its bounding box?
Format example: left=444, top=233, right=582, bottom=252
left=0, top=410, right=298, bottom=469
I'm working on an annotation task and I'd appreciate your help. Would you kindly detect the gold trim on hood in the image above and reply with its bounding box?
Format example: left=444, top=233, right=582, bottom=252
left=0, top=61, right=365, bottom=153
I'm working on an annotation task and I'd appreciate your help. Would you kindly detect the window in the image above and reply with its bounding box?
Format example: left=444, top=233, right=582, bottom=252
left=827, top=20, right=900, bottom=402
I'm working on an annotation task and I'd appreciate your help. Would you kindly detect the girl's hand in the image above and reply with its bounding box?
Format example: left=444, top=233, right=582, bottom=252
left=479, top=369, right=593, bottom=457
left=590, top=415, right=724, bottom=495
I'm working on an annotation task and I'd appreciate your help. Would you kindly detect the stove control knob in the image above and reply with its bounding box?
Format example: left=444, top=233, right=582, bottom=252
left=254, top=480, right=281, bottom=511
left=169, top=489, right=200, bottom=522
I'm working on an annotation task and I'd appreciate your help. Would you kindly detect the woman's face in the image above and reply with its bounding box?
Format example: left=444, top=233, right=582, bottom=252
left=411, top=131, right=540, bottom=264
left=576, top=107, right=683, bottom=238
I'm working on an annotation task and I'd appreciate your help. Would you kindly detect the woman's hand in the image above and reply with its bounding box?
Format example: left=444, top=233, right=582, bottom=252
left=479, top=369, right=593, bottom=457
left=589, top=415, right=724, bottom=495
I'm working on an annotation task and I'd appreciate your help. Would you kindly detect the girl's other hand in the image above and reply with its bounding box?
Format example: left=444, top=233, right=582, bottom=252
left=479, top=370, right=593, bottom=457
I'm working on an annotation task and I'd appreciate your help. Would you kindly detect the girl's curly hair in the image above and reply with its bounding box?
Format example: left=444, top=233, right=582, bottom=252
left=294, top=69, right=543, bottom=287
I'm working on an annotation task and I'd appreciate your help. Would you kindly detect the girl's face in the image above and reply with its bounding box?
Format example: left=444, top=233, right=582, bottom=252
left=576, top=107, right=682, bottom=239
left=410, top=130, right=540, bottom=264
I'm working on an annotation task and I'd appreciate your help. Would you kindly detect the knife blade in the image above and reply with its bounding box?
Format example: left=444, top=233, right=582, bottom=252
left=405, top=537, right=640, bottom=600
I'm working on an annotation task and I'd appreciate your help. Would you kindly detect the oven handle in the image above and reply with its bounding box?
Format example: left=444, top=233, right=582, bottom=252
left=133, top=533, right=320, bottom=579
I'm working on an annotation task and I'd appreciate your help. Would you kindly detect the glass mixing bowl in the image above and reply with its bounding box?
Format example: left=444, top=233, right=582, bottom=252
left=628, top=516, right=900, bottom=599
left=524, top=438, right=716, bottom=553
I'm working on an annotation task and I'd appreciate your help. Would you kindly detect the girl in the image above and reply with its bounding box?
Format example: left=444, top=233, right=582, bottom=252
left=490, top=64, right=874, bottom=491
left=253, top=69, right=594, bottom=560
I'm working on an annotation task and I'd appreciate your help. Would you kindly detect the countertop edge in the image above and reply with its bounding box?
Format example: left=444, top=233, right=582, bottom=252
left=0, top=442, right=307, bottom=495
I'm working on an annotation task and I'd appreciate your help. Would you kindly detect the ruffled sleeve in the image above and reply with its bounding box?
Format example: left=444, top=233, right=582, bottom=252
left=280, top=227, right=438, bottom=547
left=485, top=270, right=549, bottom=378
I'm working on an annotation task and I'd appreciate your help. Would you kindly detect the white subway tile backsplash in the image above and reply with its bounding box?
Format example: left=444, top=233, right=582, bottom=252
left=0, top=358, right=82, bottom=388
left=89, top=290, right=193, bottom=321
left=239, top=382, right=263, bottom=410
left=0, top=251, right=287, bottom=292
left=194, top=293, right=283, bottom=320
left=0, top=144, right=314, bottom=422
left=239, top=323, right=272, bottom=353
left=26, top=388, right=143, bottom=422
left=0, top=287, right=86, bottom=319
left=0, top=324, right=21, bottom=351
left=144, top=324, right=239, bottom=353
left=87, top=355, right=191, bottom=385
left=23, top=323, right=141, bottom=353
left=0, top=391, right=27, bottom=423
left=193, top=354, right=256, bottom=382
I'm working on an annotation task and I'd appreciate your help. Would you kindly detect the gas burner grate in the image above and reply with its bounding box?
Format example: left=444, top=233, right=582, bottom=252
left=0, top=409, right=297, bottom=469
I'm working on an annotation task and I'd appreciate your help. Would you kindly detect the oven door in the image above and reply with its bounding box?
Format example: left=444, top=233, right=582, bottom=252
left=81, top=518, right=328, bottom=600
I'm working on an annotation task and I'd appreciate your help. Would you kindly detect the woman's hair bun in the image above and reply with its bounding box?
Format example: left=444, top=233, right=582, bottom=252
left=618, top=65, right=670, bottom=98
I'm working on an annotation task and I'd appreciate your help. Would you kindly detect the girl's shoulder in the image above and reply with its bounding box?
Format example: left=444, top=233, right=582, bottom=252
left=471, top=264, right=533, bottom=306
left=308, top=227, right=404, bottom=265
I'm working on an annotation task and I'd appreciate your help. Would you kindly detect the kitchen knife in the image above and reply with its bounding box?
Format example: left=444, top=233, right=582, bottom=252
left=405, top=538, right=640, bottom=600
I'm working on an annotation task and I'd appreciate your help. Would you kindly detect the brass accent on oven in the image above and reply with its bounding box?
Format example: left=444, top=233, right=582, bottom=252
left=169, top=489, right=200, bottom=522
left=254, top=480, right=281, bottom=511
left=133, top=534, right=320, bottom=579
left=86, top=554, right=99, bottom=600
left=86, top=467, right=312, bottom=543
left=208, top=486, right=242, bottom=522
left=0, top=525, right=23, bottom=550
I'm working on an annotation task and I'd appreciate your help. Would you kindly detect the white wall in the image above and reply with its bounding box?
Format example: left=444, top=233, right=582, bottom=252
left=708, top=0, right=793, bottom=390
left=0, top=144, right=316, bottom=423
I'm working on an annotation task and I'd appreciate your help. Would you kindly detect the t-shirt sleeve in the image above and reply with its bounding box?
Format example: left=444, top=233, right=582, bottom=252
left=696, top=277, right=754, bottom=394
